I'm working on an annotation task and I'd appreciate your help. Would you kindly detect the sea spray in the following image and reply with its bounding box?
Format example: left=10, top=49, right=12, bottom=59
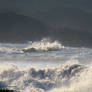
left=49, top=65, right=92, bottom=92
left=0, top=61, right=84, bottom=92
left=23, top=39, right=64, bottom=52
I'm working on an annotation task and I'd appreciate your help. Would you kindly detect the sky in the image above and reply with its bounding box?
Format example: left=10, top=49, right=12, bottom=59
left=0, top=0, right=92, bottom=46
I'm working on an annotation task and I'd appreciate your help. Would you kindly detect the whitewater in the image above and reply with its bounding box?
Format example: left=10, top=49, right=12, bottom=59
left=0, top=39, right=92, bottom=92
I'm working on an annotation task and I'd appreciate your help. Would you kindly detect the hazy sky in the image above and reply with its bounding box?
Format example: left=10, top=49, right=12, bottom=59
left=0, top=0, right=92, bottom=46
left=0, top=0, right=91, bottom=15
left=0, top=0, right=92, bottom=31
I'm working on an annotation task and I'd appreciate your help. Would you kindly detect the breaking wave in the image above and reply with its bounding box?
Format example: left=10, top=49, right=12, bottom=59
left=0, top=39, right=65, bottom=54
left=0, top=61, right=91, bottom=92
left=49, top=65, right=92, bottom=92
left=22, top=39, right=65, bottom=52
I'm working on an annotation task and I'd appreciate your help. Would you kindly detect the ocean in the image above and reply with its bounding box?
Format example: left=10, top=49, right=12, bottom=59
left=0, top=0, right=92, bottom=92
left=0, top=39, right=92, bottom=92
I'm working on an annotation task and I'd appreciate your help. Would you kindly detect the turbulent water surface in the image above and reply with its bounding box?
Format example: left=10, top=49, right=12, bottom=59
left=0, top=39, right=92, bottom=92
left=0, top=0, right=92, bottom=92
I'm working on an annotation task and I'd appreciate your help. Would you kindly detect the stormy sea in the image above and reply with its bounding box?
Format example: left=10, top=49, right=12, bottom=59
left=0, top=0, right=92, bottom=92
left=0, top=39, right=92, bottom=92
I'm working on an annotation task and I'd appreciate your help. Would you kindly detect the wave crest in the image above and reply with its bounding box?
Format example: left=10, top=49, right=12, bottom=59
left=23, top=39, right=64, bottom=52
left=0, top=62, right=84, bottom=91
left=0, top=47, right=23, bottom=54
left=49, top=65, right=92, bottom=92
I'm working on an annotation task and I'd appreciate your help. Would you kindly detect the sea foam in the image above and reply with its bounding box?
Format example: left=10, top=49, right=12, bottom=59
left=0, top=61, right=87, bottom=92
left=0, top=39, right=65, bottom=54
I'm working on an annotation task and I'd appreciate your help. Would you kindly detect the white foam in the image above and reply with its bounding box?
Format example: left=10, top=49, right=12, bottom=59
left=0, top=47, right=23, bottom=54
left=0, top=61, right=85, bottom=91
left=49, top=65, right=92, bottom=92
left=23, top=39, right=64, bottom=52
